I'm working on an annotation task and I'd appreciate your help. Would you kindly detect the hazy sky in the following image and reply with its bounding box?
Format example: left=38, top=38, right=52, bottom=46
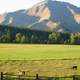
left=0, top=0, right=80, bottom=14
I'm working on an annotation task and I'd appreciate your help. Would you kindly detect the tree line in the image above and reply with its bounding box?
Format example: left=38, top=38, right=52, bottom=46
left=0, top=25, right=80, bottom=44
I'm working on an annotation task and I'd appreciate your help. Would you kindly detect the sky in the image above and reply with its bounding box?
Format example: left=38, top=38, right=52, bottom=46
left=0, top=0, right=80, bottom=14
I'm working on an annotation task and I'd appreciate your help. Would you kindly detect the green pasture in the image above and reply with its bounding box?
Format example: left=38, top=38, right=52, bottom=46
left=0, top=44, right=80, bottom=60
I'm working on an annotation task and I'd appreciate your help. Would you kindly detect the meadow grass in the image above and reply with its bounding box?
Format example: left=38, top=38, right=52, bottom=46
left=0, top=44, right=80, bottom=77
left=0, top=44, right=80, bottom=60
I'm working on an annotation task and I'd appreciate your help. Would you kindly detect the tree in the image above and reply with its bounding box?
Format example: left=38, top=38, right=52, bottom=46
left=74, top=33, right=80, bottom=44
left=15, top=33, right=22, bottom=43
left=70, top=33, right=75, bottom=44
left=48, top=32, right=62, bottom=44
left=31, top=35, right=38, bottom=43
left=61, top=32, right=70, bottom=44
left=1, top=34, right=7, bottom=43
left=25, top=34, right=29, bottom=43
left=6, top=28, right=12, bottom=42
left=70, top=33, right=80, bottom=44
left=21, top=35, right=26, bottom=43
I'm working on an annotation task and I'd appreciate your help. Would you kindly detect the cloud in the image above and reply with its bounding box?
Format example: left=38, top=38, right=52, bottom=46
left=0, top=0, right=80, bottom=14
left=0, top=0, right=44, bottom=14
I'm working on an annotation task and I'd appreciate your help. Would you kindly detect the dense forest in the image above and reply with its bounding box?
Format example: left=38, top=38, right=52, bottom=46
left=0, top=25, right=80, bottom=44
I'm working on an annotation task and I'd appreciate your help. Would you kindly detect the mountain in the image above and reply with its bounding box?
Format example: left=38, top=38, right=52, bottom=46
left=0, top=0, right=80, bottom=32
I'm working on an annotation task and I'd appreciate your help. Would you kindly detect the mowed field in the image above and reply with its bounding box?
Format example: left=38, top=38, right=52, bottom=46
left=0, top=44, right=80, bottom=60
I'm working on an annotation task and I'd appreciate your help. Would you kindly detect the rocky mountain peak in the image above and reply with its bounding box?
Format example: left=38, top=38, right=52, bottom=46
left=0, top=0, right=80, bottom=32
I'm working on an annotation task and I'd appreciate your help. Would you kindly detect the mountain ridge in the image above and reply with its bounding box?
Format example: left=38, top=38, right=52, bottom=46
left=0, top=0, right=80, bottom=32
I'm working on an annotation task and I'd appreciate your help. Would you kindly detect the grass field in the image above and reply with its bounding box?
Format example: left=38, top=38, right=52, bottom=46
left=0, top=59, right=80, bottom=77
left=0, top=44, right=80, bottom=77
left=0, top=44, right=80, bottom=60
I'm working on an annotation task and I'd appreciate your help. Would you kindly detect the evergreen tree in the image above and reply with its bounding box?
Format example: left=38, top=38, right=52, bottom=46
left=31, top=35, right=38, bottom=43
left=6, top=29, right=12, bottom=42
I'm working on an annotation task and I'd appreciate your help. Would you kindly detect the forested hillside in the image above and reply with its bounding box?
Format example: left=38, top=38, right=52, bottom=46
left=0, top=25, right=80, bottom=44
